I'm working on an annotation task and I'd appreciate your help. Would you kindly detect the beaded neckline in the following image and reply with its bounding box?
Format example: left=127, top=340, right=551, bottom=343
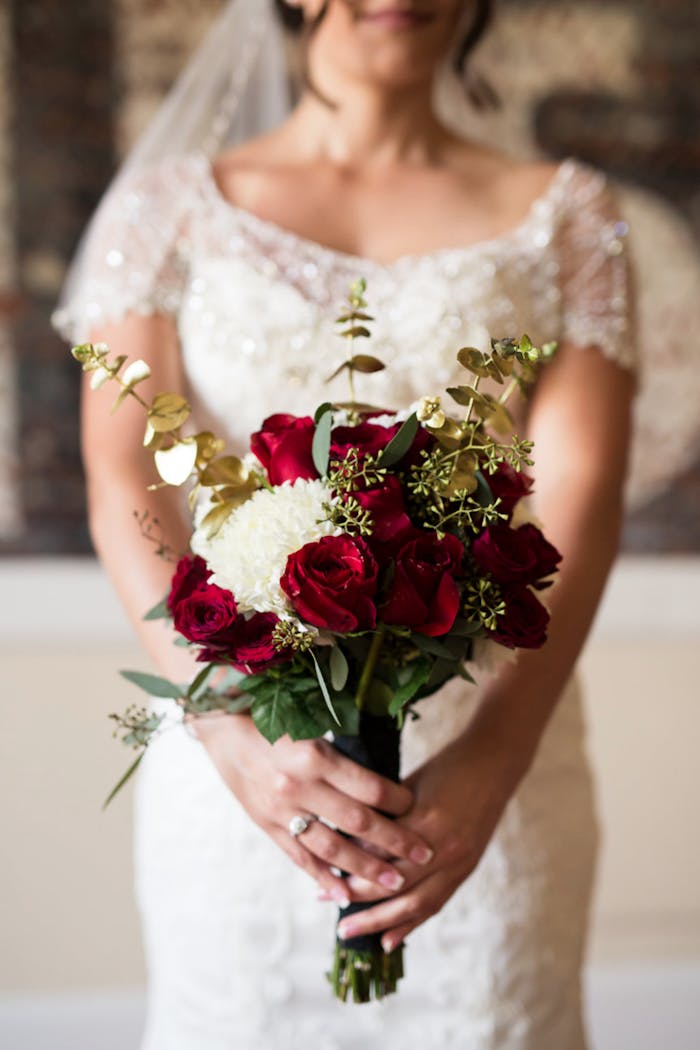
left=196, top=152, right=576, bottom=272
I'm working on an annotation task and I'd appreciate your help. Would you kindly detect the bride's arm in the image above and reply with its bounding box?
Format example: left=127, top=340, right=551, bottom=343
left=331, top=342, right=635, bottom=949
left=84, top=313, right=434, bottom=901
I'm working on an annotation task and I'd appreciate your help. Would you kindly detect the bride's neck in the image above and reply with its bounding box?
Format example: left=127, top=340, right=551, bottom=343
left=282, top=80, right=447, bottom=169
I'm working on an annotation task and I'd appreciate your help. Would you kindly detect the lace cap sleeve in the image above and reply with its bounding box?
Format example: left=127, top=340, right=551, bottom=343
left=553, top=161, right=637, bottom=372
left=52, top=157, right=197, bottom=344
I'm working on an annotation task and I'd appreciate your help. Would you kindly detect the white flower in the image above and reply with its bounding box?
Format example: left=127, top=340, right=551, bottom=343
left=192, top=478, right=339, bottom=615
left=122, top=359, right=151, bottom=386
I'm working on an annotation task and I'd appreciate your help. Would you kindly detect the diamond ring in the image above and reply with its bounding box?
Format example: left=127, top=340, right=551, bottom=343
left=288, top=814, right=318, bottom=838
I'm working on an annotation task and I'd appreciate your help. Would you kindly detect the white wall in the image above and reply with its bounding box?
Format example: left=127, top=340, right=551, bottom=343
left=1, top=557, right=699, bottom=1044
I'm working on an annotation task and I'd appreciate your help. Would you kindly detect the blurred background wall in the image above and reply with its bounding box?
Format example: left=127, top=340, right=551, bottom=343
left=1, top=2, right=699, bottom=1048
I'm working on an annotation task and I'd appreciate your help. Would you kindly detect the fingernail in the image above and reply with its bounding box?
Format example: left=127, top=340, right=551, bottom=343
left=379, top=870, right=405, bottom=891
left=410, top=846, right=434, bottom=865
left=332, top=888, right=350, bottom=908
left=338, top=922, right=356, bottom=940
left=381, top=936, right=396, bottom=953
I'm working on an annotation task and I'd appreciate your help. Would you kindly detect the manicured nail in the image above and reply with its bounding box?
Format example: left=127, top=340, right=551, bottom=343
left=410, top=846, right=434, bottom=865
left=379, top=870, right=405, bottom=891
left=332, top=888, right=350, bottom=907
left=338, top=922, right=357, bottom=940
left=381, top=936, right=396, bottom=953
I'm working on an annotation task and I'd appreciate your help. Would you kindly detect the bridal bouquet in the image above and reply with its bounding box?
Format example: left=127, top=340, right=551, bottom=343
left=72, top=279, right=560, bottom=1003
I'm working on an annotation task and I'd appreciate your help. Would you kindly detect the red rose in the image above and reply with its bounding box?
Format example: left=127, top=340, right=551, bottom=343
left=330, top=419, right=432, bottom=468
left=173, top=582, right=238, bottom=645
left=281, top=535, right=378, bottom=632
left=251, top=414, right=318, bottom=485
left=381, top=531, right=463, bottom=636
left=351, top=476, right=414, bottom=558
left=487, top=463, right=534, bottom=517
left=167, top=554, right=211, bottom=614
left=492, top=586, right=550, bottom=649
left=227, top=612, right=292, bottom=674
left=330, top=421, right=396, bottom=464
left=472, top=523, right=561, bottom=589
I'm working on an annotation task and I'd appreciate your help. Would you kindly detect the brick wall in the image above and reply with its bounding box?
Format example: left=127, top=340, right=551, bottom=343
left=2, top=0, right=699, bottom=553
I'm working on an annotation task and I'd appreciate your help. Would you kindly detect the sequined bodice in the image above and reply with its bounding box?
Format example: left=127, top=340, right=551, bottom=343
left=55, top=152, right=635, bottom=457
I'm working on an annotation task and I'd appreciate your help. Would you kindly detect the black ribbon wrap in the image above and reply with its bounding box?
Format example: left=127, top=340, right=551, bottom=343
left=332, top=710, right=402, bottom=952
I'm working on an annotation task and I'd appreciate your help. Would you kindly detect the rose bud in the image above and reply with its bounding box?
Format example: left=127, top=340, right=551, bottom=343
left=172, top=582, right=238, bottom=645
left=167, top=554, right=211, bottom=614
left=492, top=585, right=550, bottom=649
left=281, top=534, right=379, bottom=633
left=226, top=612, right=293, bottom=674
left=487, top=462, right=535, bottom=518
left=472, top=523, right=561, bottom=589
left=251, top=414, right=318, bottom=485
left=381, top=530, right=464, bottom=637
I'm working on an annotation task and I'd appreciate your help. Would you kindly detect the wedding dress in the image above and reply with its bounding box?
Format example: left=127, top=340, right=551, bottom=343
left=54, top=151, right=636, bottom=1049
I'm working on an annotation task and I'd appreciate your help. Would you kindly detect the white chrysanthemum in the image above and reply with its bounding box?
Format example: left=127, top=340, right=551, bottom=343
left=192, top=478, right=340, bottom=615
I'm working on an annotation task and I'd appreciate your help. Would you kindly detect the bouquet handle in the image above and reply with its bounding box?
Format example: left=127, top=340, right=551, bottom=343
left=331, top=711, right=404, bottom=1001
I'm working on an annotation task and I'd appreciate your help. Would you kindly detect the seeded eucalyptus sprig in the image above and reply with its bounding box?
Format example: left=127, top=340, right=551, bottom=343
left=404, top=332, right=556, bottom=536
left=72, top=341, right=262, bottom=537
left=327, top=278, right=386, bottom=409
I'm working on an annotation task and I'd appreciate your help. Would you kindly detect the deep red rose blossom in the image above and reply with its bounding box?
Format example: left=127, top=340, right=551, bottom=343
left=167, top=554, right=211, bottom=614
left=227, top=612, right=292, bottom=674
left=381, top=530, right=463, bottom=637
left=330, top=419, right=433, bottom=468
left=173, top=582, right=238, bottom=644
left=472, top=523, right=561, bottom=589
left=492, top=586, right=550, bottom=649
left=487, top=463, right=535, bottom=518
left=352, top=476, right=414, bottom=558
left=251, top=413, right=318, bottom=485
left=281, top=535, right=378, bottom=632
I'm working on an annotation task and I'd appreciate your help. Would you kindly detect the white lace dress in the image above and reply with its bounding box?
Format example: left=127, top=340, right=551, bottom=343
left=55, top=153, right=636, bottom=1050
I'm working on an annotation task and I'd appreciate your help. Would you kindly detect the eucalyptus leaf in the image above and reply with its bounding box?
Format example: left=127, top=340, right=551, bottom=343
left=311, top=651, right=341, bottom=726
left=143, top=595, right=170, bottom=622
left=349, top=352, right=384, bottom=370
left=187, top=663, right=215, bottom=699
left=102, top=751, right=145, bottom=810
left=312, top=408, right=333, bottom=476
left=120, top=670, right=183, bottom=699
left=314, top=401, right=333, bottom=424
left=329, top=646, right=349, bottom=691
left=377, top=412, right=418, bottom=468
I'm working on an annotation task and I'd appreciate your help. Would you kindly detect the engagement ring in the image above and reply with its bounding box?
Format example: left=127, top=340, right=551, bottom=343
left=288, top=814, right=318, bottom=838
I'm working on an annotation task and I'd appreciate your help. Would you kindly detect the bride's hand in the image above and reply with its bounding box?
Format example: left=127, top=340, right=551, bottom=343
left=190, top=712, right=435, bottom=906
left=329, top=712, right=530, bottom=951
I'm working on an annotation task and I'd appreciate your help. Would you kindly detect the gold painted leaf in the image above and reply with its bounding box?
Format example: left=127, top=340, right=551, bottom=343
left=154, top=438, right=198, bottom=486
left=148, top=392, right=191, bottom=433
left=200, top=455, right=248, bottom=487
left=350, top=354, right=386, bottom=373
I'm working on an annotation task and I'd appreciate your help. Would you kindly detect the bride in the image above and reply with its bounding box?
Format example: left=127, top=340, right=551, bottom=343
left=55, top=1, right=637, bottom=1047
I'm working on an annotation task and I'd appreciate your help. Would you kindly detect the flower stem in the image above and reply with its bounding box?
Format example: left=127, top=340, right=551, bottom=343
left=355, top=624, right=386, bottom=712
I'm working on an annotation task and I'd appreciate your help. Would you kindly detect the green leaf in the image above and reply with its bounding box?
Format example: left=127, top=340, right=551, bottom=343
left=251, top=681, right=328, bottom=744
left=120, top=670, right=183, bottom=699
left=377, top=413, right=418, bottom=468
left=102, top=751, right=145, bottom=810
left=388, top=659, right=433, bottom=715
left=409, top=634, right=456, bottom=659
left=311, top=651, right=341, bottom=726
left=312, top=407, right=333, bottom=476
left=474, top=469, right=495, bottom=508
left=423, top=657, right=459, bottom=695
left=143, top=595, right=171, bottom=622
left=314, top=401, right=333, bottom=424
left=187, top=663, right=215, bottom=698
left=450, top=617, right=485, bottom=638
left=329, top=646, right=349, bottom=691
